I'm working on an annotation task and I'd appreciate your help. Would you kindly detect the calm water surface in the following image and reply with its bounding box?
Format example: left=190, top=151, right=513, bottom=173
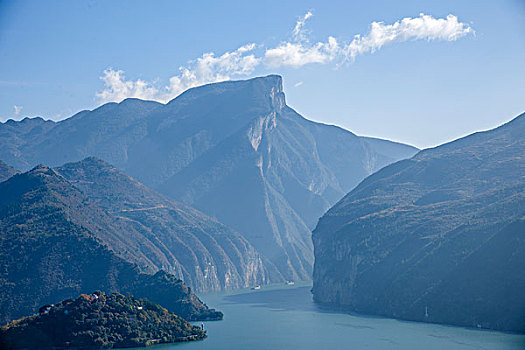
left=143, top=281, right=524, bottom=350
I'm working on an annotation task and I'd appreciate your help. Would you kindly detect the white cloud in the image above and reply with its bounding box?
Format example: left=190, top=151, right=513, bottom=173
left=96, top=12, right=473, bottom=103
left=97, top=44, right=260, bottom=103
left=344, top=13, right=474, bottom=60
left=13, top=105, right=22, bottom=115
left=264, top=11, right=340, bottom=68
left=96, top=69, right=161, bottom=103
left=264, top=13, right=473, bottom=68
left=294, top=81, right=304, bottom=88
left=293, top=11, right=313, bottom=42
left=264, top=36, right=340, bottom=68
left=166, top=44, right=260, bottom=99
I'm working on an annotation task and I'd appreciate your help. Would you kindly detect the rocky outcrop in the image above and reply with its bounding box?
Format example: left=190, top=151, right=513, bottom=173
left=158, top=77, right=418, bottom=281
left=312, top=112, right=525, bottom=332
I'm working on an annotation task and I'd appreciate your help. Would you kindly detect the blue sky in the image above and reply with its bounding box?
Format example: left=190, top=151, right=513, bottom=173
left=0, top=0, right=524, bottom=148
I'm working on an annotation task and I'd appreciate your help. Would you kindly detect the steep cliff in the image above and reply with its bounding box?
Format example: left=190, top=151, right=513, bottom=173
left=312, top=113, right=525, bottom=332
left=0, top=75, right=417, bottom=282
left=56, top=157, right=269, bottom=291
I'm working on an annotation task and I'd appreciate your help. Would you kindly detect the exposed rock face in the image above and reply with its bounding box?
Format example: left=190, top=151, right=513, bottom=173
left=0, top=160, right=18, bottom=182
left=56, top=157, right=268, bottom=292
left=0, top=165, right=222, bottom=323
left=0, top=75, right=417, bottom=282
left=312, top=113, right=525, bottom=332
left=159, top=78, right=417, bottom=281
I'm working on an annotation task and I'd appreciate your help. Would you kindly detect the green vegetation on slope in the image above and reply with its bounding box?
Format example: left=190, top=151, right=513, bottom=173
left=0, top=291, right=206, bottom=349
left=313, top=112, right=525, bottom=332
left=0, top=165, right=222, bottom=324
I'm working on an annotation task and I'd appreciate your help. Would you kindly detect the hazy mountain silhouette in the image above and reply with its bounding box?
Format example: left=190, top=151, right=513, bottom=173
left=0, top=75, right=417, bottom=281
left=56, top=157, right=270, bottom=291
left=0, top=160, right=18, bottom=182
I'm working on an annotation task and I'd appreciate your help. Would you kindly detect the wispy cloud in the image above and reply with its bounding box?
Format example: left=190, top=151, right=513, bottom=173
left=13, top=105, right=22, bottom=115
left=263, top=12, right=473, bottom=68
left=97, top=44, right=260, bottom=104
left=165, top=44, right=260, bottom=98
left=97, top=12, right=473, bottom=103
left=293, top=11, right=313, bottom=42
left=294, top=81, right=304, bottom=88
left=344, top=13, right=474, bottom=60
left=96, top=69, right=160, bottom=103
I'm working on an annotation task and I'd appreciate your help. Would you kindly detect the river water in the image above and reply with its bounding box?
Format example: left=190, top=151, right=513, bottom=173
left=144, top=281, right=524, bottom=349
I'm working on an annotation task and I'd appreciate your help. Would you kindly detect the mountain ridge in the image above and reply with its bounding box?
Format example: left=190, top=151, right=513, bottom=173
left=312, top=112, right=525, bottom=332
left=0, top=75, right=418, bottom=282
left=56, top=156, right=271, bottom=291
left=0, top=164, right=222, bottom=323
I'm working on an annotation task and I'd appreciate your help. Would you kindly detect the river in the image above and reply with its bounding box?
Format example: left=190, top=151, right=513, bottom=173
left=142, top=281, right=524, bottom=349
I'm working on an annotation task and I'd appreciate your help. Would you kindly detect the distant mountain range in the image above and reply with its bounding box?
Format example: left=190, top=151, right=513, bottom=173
left=0, top=164, right=222, bottom=323
left=0, top=75, right=417, bottom=281
left=312, top=112, right=525, bottom=332
left=0, top=160, right=18, bottom=182
left=1, top=75, right=522, bottom=333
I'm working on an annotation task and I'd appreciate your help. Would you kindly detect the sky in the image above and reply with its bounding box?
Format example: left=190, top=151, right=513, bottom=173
left=0, top=0, right=524, bottom=148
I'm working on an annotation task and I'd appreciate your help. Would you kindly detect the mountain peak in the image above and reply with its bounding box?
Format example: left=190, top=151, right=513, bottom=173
left=2, top=116, right=55, bottom=127
left=247, top=74, right=283, bottom=91
left=77, top=156, right=110, bottom=167
left=29, top=164, right=55, bottom=174
left=19, top=164, right=68, bottom=188
left=188, top=74, right=283, bottom=94
left=167, top=75, right=285, bottom=109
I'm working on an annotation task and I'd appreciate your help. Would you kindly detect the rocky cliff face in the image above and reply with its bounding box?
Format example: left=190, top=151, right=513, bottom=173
left=0, top=75, right=417, bottom=283
left=0, top=165, right=222, bottom=323
left=157, top=77, right=417, bottom=281
left=56, top=157, right=269, bottom=292
left=312, top=113, right=525, bottom=332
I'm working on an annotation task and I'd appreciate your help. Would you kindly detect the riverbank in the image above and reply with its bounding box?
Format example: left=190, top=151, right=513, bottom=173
left=133, top=281, right=525, bottom=349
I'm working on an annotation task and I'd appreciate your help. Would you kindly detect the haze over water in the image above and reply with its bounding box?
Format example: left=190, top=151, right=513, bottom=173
left=146, top=282, right=525, bottom=350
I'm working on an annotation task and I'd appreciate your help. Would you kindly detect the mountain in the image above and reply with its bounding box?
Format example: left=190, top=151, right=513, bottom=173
left=0, top=291, right=206, bottom=349
left=312, top=113, right=525, bottom=332
left=0, top=117, right=57, bottom=171
left=0, top=75, right=418, bottom=281
left=0, top=160, right=18, bottom=182
left=56, top=157, right=269, bottom=291
left=0, top=165, right=221, bottom=324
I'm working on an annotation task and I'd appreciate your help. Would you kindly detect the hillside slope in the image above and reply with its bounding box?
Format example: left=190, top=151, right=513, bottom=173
left=0, top=160, right=18, bottom=182
left=312, top=113, right=525, bottom=332
left=56, top=157, right=270, bottom=291
left=0, top=165, right=221, bottom=323
left=0, top=292, right=206, bottom=349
